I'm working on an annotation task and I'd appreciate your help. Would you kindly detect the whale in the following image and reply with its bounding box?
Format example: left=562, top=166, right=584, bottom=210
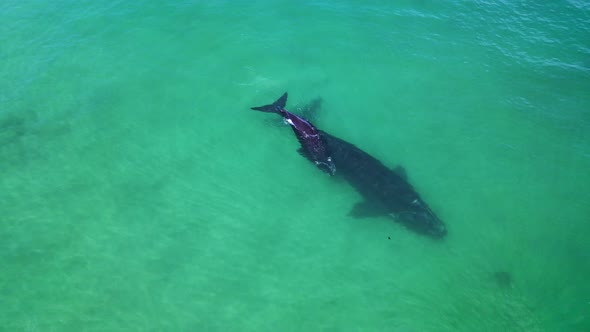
left=251, top=92, right=336, bottom=175
left=250, top=92, right=446, bottom=238
left=319, top=130, right=446, bottom=238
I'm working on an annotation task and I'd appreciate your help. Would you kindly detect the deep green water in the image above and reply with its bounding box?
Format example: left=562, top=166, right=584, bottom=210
left=1, top=1, right=589, bottom=331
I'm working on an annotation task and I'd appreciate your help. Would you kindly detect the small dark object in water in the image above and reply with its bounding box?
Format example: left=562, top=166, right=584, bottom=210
left=493, top=271, right=512, bottom=288
left=388, top=236, right=391, bottom=240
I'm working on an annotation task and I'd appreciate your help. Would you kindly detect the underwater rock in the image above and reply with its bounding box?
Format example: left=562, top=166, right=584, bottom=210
left=492, top=271, right=513, bottom=288
left=0, top=116, right=26, bottom=147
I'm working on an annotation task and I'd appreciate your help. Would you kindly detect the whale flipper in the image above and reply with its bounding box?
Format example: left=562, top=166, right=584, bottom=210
left=297, top=147, right=313, bottom=163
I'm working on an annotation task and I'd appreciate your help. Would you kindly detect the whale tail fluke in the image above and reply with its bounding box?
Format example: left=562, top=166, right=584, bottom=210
left=251, top=92, right=288, bottom=114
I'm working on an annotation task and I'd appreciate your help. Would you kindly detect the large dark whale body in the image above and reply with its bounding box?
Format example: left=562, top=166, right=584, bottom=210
left=250, top=92, right=446, bottom=239
left=319, top=130, right=446, bottom=238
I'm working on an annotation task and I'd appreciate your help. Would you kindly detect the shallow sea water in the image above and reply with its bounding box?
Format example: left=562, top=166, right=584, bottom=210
left=1, top=1, right=589, bottom=331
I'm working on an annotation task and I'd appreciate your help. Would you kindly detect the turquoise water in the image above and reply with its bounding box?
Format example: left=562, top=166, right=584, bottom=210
left=1, top=0, right=589, bottom=331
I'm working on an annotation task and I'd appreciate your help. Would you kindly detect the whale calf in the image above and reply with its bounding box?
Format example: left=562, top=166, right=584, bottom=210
left=251, top=92, right=336, bottom=175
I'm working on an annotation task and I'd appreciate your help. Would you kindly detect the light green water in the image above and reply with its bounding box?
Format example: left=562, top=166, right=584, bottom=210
left=1, top=1, right=589, bottom=331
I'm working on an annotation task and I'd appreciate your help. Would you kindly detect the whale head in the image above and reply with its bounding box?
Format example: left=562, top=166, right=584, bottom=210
left=315, top=157, right=336, bottom=176
left=397, top=200, right=447, bottom=239
left=404, top=210, right=447, bottom=239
